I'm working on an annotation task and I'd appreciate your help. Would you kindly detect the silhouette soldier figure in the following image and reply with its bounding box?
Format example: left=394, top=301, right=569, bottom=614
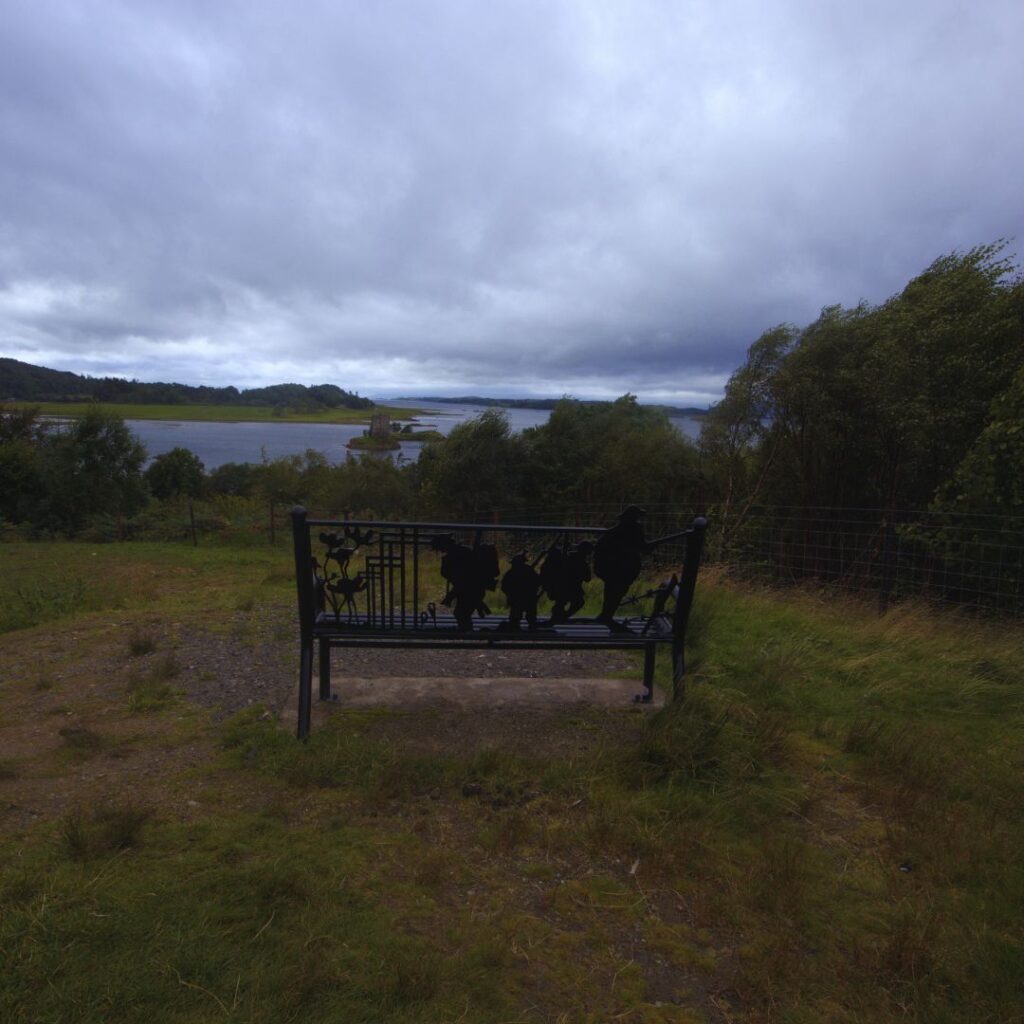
left=594, top=505, right=652, bottom=631
left=546, top=540, right=593, bottom=624
left=473, top=534, right=500, bottom=616
left=538, top=544, right=565, bottom=604
left=500, top=553, right=542, bottom=630
left=431, top=533, right=494, bottom=631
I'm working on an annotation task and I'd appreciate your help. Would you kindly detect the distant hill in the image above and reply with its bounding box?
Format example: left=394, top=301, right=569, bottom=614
left=0, top=358, right=374, bottom=411
left=399, top=395, right=708, bottom=417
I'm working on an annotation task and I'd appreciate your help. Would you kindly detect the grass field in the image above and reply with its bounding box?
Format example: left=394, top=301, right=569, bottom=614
left=4, top=401, right=425, bottom=424
left=0, top=540, right=1022, bottom=1023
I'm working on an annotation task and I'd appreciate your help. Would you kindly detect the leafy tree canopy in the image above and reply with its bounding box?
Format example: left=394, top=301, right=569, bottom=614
left=145, top=447, right=206, bottom=500
left=700, top=242, right=1024, bottom=511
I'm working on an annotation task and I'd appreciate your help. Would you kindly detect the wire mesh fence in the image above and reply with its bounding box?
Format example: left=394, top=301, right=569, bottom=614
left=703, top=504, right=1024, bottom=615
left=139, top=498, right=1024, bottom=617
left=471, top=502, right=1024, bottom=617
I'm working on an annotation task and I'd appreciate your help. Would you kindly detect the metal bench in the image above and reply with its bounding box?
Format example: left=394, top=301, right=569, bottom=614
left=290, top=507, right=708, bottom=740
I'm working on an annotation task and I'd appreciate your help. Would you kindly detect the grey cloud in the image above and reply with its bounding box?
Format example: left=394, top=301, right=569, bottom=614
left=1, top=0, right=1022, bottom=404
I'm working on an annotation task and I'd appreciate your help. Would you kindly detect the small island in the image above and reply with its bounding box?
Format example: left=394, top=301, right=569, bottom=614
left=347, top=412, right=446, bottom=451
left=346, top=434, right=401, bottom=451
left=346, top=412, right=448, bottom=451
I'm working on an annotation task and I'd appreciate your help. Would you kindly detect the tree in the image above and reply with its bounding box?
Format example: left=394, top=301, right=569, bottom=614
left=0, top=405, right=44, bottom=444
left=37, top=409, right=147, bottom=533
left=933, top=364, right=1024, bottom=516
left=319, top=454, right=415, bottom=518
left=699, top=326, right=796, bottom=511
left=0, top=406, right=45, bottom=524
left=698, top=243, right=1024, bottom=513
left=516, top=395, right=698, bottom=513
left=417, top=410, right=524, bottom=517
left=207, top=461, right=260, bottom=498
left=145, top=447, right=206, bottom=500
left=577, top=396, right=697, bottom=507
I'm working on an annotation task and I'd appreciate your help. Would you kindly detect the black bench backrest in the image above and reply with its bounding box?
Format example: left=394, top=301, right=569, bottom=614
left=291, top=508, right=707, bottom=637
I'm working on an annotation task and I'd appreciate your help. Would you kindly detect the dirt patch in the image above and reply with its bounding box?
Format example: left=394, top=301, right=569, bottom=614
left=0, top=602, right=645, bottom=832
left=334, top=644, right=635, bottom=680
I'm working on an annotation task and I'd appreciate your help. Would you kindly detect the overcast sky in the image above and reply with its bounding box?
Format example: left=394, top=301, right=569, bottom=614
left=1, top=0, right=1021, bottom=405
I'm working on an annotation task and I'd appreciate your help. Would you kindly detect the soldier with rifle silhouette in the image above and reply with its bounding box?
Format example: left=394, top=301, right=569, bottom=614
left=594, top=506, right=690, bottom=632
left=473, top=533, right=500, bottom=617
left=594, top=506, right=650, bottom=631
left=431, top=531, right=497, bottom=631
left=538, top=544, right=565, bottom=605
left=546, top=540, right=593, bottom=624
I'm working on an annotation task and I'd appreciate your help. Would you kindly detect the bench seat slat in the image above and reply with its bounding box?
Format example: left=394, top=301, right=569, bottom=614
left=313, top=611, right=674, bottom=643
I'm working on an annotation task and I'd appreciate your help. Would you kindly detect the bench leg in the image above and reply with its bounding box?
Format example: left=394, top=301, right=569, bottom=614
left=635, top=643, right=656, bottom=704
left=319, top=639, right=332, bottom=701
left=297, top=639, right=314, bottom=741
left=672, top=640, right=685, bottom=703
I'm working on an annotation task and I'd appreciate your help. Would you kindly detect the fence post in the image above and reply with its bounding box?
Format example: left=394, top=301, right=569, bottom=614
left=269, top=501, right=276, bottom=545
left=878, top=513, right=897, bottom=614
left=188, top=502, right=198, bottom=547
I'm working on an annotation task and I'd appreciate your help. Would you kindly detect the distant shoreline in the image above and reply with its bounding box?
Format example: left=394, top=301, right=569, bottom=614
left=4, top=400, right=426, bottom=425
left=394, top=395, right=709, bottom=417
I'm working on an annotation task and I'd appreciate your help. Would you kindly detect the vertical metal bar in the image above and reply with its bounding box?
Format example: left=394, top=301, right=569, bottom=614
left=291, top=506, right=316, bottom=639
left=297, top=640, right=313, bottom=741
left=318, top=640, right=331, bottom=701
left=290, top=507, right=322, bottom=737
left=413, top=527, right=420, bottom=629
left=399, top=527, right=406, bottom=630
left=671, top=516, right=707, bottom=682
left=379, top=531, right=386, bottom=626
left=388, top=540, right=395, bottom=628
left=672, top=638, right=686, bottom=702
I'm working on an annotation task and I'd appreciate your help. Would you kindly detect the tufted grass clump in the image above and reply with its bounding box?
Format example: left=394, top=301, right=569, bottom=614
left=127, top=626, right=157, bottom=657
left=59, top=801, right=153, bottom=861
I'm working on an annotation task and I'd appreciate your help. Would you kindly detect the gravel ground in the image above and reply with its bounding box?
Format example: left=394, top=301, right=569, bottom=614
left=171, top=603, right=635, bottom=717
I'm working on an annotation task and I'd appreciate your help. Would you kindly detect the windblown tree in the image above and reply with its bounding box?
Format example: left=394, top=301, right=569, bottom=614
left=700, top=242, right=1024, bottom=513
left=932, top=364, right=1024, bottom=517
left=697, top=325, right=796, bottom=514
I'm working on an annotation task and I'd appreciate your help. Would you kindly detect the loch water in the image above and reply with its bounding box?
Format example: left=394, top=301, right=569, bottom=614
left=126, top=399, right=703, bottom=469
